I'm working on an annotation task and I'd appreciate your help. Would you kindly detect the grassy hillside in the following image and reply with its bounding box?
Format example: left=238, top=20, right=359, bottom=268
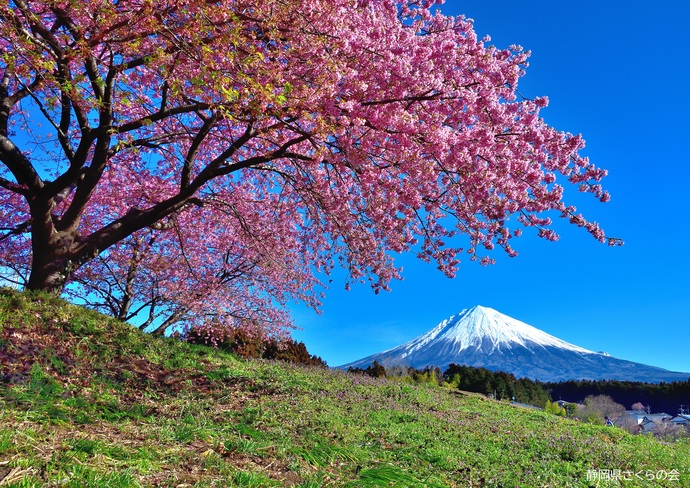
left=1, top=288, right=688, bottom=487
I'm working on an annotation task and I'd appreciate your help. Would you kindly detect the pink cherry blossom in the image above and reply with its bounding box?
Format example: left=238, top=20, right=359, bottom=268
left=0, top=0, right=620, bottom=339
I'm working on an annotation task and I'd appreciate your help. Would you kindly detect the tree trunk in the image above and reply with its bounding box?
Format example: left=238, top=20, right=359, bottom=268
left=151, top=309, right=185, bottom=336
left=25, top=218, right=79, bottom=293
left=26, top=248, right=74, bottom=293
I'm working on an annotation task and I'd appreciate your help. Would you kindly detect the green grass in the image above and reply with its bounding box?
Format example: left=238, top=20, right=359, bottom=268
left=1, top=287, right=689, bottom=486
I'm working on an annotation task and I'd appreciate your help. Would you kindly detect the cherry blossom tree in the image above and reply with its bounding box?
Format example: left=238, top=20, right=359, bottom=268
left=631, top=402, right=646, bottom=412
left=0, top=0, right=619, bottom=338
left=63, top=199, right=322, bottom=337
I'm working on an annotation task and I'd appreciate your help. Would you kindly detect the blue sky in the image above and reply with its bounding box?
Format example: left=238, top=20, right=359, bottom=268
left=294, top=0, right=690, bottom=375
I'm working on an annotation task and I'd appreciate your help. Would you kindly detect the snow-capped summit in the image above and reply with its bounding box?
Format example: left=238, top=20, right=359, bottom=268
left=338, top=306, right=690, bottom=383
left=399, top=305, right=594, bottom=357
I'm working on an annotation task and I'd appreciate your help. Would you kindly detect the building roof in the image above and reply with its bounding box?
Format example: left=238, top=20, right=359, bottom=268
left=643, top=413, right=671, bottom=421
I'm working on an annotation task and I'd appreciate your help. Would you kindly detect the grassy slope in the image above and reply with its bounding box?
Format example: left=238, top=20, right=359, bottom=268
left=0, top=288, right=688, bottom=487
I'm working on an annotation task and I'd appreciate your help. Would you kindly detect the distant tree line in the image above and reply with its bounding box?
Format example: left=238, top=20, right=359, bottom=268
left=544, top=379, right=690, bottom=415
left=347, top=362, right=550, bottom=407
left=347, top=363, right=690, bottom=415
left=347, top=362, right=445, bottom=385
left=347, top=360, right=390, bottom=379
left=443, top=364, right=551, bottom=406
left=185, top=328, right=327, bottom=367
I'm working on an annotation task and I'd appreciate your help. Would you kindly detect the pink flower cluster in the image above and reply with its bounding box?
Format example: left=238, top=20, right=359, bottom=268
left=0, top=0, right=619, bottom=340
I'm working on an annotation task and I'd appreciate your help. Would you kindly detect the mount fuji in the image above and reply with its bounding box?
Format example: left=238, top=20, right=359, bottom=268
left=338, top=306, right=690, bottom=383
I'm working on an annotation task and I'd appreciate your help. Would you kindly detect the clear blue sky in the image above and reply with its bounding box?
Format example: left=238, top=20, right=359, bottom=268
left=292, top=0, right=690, bottom=375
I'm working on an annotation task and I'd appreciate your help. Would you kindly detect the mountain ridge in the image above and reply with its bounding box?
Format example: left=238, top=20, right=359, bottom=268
left=339, top=306, right=690, bottom=383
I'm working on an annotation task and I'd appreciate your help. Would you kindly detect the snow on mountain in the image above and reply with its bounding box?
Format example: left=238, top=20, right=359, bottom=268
left=338, top=306, right=690, bottom=383
left=397, top=305, right=593, bottom=356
